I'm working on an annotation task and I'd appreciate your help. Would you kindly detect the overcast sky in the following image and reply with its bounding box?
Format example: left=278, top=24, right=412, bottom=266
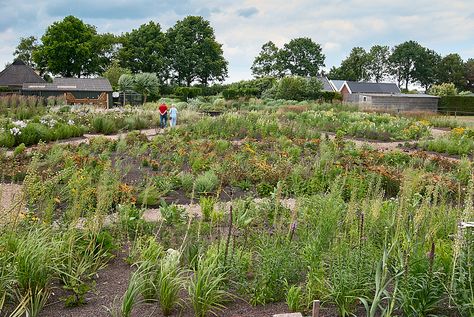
left=1, top=0, right=473, bottom=82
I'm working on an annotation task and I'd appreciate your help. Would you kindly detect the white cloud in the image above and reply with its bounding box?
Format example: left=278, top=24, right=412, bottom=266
left=0, top=0, right=473, bottom=82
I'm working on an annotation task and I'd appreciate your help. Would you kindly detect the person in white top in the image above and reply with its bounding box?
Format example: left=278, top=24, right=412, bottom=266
left=169, top=105, right=178, bottom=127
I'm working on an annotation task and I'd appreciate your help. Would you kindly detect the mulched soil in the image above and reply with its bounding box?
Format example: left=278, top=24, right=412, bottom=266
left=39, top=248, right=349, bottom=317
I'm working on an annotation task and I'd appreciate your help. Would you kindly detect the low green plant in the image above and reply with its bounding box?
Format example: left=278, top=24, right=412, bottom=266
left=194, top=170, right=219, bottom=194
left=13, top=143, right=26, bottom=157
left=188, top=255, right=228, bottom=317
left=160, top=202, right=187, bottom=225
left=286, top=284, right=304, bottom=312
left=199, top=196, right=216, bottom=221
left=155, top=251, right=185, bottom=316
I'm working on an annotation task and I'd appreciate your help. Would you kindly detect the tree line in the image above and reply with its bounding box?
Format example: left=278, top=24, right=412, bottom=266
left=13, top=15, right=228, bottom=87
left=252, top=40, right=474, bottom=92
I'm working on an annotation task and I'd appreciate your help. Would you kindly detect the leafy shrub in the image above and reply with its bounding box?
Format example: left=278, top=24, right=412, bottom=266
left=92, top=116, right=118, bottom=135
left=175, top=87, right=203, bottom=101
left=18, top=123, right=51, bottom=146
left=194, top=170, right=219, bottom=194
left=13, top=143, right=26, bottom=157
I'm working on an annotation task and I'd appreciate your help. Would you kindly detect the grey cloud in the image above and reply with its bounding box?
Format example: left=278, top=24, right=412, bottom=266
left=237, top=7, right=258, bottom=18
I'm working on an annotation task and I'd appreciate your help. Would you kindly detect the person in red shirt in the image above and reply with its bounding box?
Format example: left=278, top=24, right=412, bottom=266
left=159, top=103, right=168, bottom=128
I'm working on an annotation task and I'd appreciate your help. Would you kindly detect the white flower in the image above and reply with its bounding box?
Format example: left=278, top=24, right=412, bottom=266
left=10, top=127, right=21, bottom=136
left=12, top=120, right=27, bottom=129
left=67, top=119, right=75, bottom=125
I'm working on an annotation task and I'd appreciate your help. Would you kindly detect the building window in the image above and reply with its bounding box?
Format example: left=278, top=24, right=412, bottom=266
left=362, top=96, right=367, bottom=102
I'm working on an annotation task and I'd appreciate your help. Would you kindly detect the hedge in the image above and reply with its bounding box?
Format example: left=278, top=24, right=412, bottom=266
left=438, top=96, right=474, bottom=115
left=222, top=88, right=260, bottom=100
left=174, top=87, right=203, bottom=101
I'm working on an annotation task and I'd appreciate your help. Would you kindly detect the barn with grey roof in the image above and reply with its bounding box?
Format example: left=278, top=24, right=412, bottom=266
left=339, top=81, right=439, bottom=112
left=22, top=77, right=113, bottom=108
left=0, top=60, right=45, bottom=91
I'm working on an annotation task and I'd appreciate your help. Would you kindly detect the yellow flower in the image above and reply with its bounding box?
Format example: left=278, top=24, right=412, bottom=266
left=452, top=127, right=466, bottom=136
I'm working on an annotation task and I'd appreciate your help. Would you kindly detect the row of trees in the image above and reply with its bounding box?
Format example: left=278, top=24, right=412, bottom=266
left=328, top=41, right=474, bottom=91
left=14, top=15, right=228, bottom=86
left=251, top=39, right=474, bottom=92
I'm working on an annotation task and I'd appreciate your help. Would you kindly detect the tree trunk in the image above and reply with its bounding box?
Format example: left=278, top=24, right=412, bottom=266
left=143, top=94, right=147, bottom=104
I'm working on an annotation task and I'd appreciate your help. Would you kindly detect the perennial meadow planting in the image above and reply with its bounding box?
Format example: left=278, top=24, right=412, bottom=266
left=0, top=97, right=473, bottom=317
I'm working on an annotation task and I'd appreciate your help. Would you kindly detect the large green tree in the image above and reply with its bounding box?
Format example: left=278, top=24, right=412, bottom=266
left=415, top=48, right=441, bottom=91
left=279, top=37, right=325, bottom=77
left=366, top=45, right=390, bottom=82
left=389, top=40, right=427, bottom=90
left=13, top=36, right=38, bottom=68
left=251, top=41, right=281, bottom=78
left=167, top=16, right=228, bottom=86
left=465, top=58, right=474, bottom=92
left=436, top=53, right=466, bottom=89
left=33, top=16, right=115, bottom=77
left=118, top=21, right=168, bottom=81
left=328, top=47, right=369, bottom=81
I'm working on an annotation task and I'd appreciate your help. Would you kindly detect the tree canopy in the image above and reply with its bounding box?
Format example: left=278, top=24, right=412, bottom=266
left=118, top=21, right=167, bottom=80
left=33, top=16, right=115, bottom=77
left=279, top=38, right=325, bottom=77
left=14, top=36, right=38, bottom=68
left=251, top=38, right=325, bottom=78
left=328, top=47, right=369, bottom=81
left=251, top=41, right=281, bottom=78
left=366, top=45, right=390, bottom=83
left=167, top=16, right=228, bottom=86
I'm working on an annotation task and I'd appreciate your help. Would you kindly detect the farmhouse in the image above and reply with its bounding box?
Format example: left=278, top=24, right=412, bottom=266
left=340, top=81, right=439, bottom=112
left=22, top=77, right=113, bottom=108
left=0, top=60, right=45, bottom=92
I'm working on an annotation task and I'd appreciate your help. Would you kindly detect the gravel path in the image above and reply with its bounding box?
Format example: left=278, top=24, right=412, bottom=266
left=0, top=183, right=25, bottom=223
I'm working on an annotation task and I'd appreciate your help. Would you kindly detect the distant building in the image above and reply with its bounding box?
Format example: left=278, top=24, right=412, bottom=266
left=22, top=77, right=113, bottom=108
left=339, top=81, right=438, bottom=112
left=340, top=81, right=401, bottom=101
left=0, top=60, right=45, bottom=91
left=329, top=80, right=345, bottom=92
left=316, top=76, right=336, bottom=92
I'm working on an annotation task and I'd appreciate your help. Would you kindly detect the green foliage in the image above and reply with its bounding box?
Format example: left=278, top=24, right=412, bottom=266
left=188, top=255, right=228, bottom=317
left=118, top=21, right=167, bottom=78
left=429, top=83, right=458, bottom=96
left=286, top=284, right=304, bottom=312
left=251, top=41, right=282, bottom=78
left=103, top=61, right=131, bottom=90
left=33, top=15, right=115, bottom=77
left=279, top=38, right=325, bottom=77
left=174, top=87, right=203, bottom=100
left=437, top=53, right=466, bottom=89
left=134, top=73, right=160, bottom=103
left=118, top=74, right=135, bottom=92
left=154, top=251, right=185, bottom=315
left=222, top=88, right=260, bottom=100
left=438, top=96, right=474, bottom=113
left=167, top=16, right=228, bottom=86
left=14, top=36, right=38, bottom=68
left=366, top=45, right=391, bottom=82
left=13, top=143, right=26, bottom=157
left=269, top=76, right=323, bottom=101
left=250, top=238, right=303, bottom=305
left=194, top=170, right=219, bottom=194
left=328, top=47, right=369, bottom=82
